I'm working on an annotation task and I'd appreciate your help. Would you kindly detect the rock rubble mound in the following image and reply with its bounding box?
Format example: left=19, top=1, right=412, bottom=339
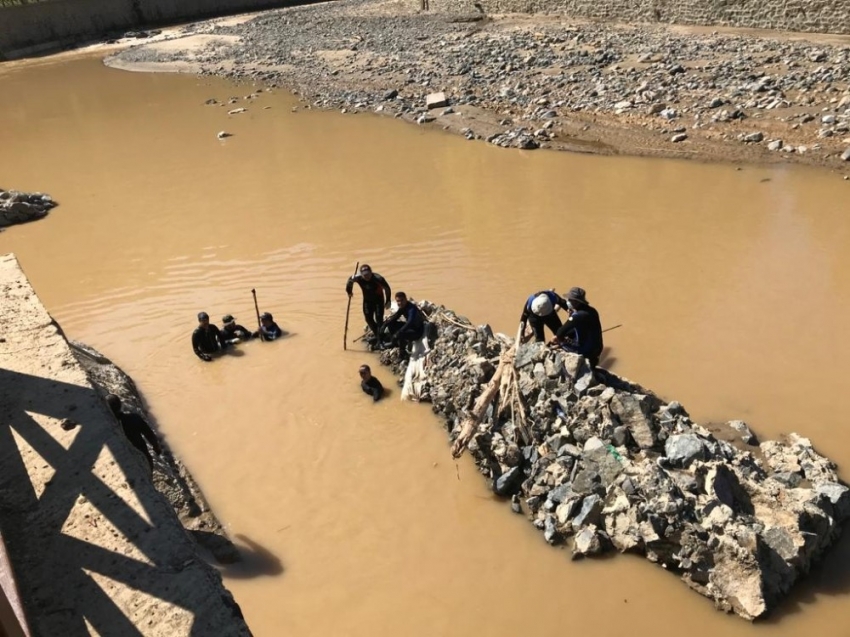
left=376, top=302, right=849, bottom=620
left=0, top=188, right=57, bottom=229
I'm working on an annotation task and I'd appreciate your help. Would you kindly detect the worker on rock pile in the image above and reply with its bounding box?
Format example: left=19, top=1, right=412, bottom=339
left=192, top=311, right=225, bottom=361
left=551, top=287, right=604, bottom=368
left=380, top=291, right=425, bottom=359
left=519, top=290, right=569, bottom=342
left=346, top=263, right=392, bottom=346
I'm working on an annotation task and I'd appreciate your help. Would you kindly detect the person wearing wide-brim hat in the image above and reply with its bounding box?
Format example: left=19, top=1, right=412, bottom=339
left=220, top=314, right=254, bottom=344
left=552, top=287, right=604, bottom=367
left=519, top=289, right=570, bottom=342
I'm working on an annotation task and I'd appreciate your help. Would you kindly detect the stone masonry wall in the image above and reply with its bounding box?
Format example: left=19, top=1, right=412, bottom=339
left=430, top=0, right=850, bottom=35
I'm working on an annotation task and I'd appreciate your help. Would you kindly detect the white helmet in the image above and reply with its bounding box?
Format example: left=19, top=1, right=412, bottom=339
left=531, top=293, right=553, bottom=317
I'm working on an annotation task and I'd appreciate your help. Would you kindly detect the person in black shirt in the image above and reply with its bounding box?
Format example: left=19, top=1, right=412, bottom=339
left=106, top=394, right=162, bottom=474
left=359, top=365, right=384, bottom=402
left=380, top=291, right=425, bottom=357
left=192, top=311, right=225, bottom=361
left=552, top=287, right=603, bottom=367
left=252, top=312, right=283, bottom=340
left=346, top=264, right=392, bottom=337
left=221, top=314, right=254, bottom=344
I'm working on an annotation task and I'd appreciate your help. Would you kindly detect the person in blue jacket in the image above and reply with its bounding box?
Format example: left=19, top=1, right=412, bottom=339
left=380, top=291, right=425, bottom=357
left=519, top=290, right=569, bottom=342
left=253, top=312, right=284, bottom=341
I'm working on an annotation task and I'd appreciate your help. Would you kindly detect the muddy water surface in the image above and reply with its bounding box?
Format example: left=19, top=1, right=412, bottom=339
left=2, top=55, right=850, bottom=636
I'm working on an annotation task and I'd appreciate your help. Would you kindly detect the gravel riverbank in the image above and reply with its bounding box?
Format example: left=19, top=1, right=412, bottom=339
left=107, top=0, right=850, bottom=170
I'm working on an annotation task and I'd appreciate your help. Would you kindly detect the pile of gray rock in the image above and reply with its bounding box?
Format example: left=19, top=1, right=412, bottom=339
left=0, top=189, right=57, bottom=229
left=376, top=302, right=850, bottom=620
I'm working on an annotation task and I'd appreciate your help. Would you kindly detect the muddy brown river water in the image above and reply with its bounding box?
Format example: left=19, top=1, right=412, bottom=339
left=2, top=54, right=850, bottom=636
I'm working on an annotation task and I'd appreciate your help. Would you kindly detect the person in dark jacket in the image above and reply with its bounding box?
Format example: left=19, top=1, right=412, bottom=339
left=552, top=287, right=604, bottom=367
left=519, top=290, right=569, bottom=342
left=346, top=264, right=392, bottom=337
left=380, top=291, right=425, bottom=357
left=359, top=364, right=384, bottom=402
left=106, top=394, right=162, bottom=474
left=221, top=314, right=253, bottom=344
left=253, top=312, right=283, bottom=341
left=192, top=311, right=224, bottom=361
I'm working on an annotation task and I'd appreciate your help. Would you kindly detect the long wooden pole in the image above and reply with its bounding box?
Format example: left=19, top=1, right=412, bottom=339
left=343, top=261, right=359, bottom=350
left=251, top=288, right=265, bottom=341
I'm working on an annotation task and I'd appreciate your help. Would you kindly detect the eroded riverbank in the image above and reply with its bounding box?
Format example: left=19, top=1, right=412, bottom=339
left=106, top=0, right=850, bottom=171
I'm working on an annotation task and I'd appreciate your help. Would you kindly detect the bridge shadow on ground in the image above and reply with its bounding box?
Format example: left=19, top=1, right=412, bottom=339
left=0, top=367, right=266, bottom=636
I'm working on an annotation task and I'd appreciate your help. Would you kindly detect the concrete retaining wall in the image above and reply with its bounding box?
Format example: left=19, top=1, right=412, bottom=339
left=0, top=253, right=252, bottom=637
left=430, top=0, right=850, bottom=35
left=0, top=0, right=313, bottom=60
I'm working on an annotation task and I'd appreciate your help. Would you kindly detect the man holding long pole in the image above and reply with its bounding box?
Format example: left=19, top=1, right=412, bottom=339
left=345, top=264, right=392, bottom=345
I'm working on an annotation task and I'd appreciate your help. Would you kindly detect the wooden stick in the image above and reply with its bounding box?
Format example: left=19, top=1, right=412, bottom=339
left=251, top=288, right=265, bottom=342
left=343, top=261, right=359, bottom=351
left=451, top=345, right=514, bottom=458
left=602, top=324, right=622, bottom=333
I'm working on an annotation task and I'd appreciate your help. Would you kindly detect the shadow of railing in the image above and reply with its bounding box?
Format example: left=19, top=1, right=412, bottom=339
left=0, top=367, right=264, bottom=636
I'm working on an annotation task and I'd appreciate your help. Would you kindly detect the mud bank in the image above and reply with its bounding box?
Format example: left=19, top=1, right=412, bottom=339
left=373, top=303, right=850, bottom=620
left=0, top=253, right=251, bottom=636
left=105, top=0, right=850, bottom=171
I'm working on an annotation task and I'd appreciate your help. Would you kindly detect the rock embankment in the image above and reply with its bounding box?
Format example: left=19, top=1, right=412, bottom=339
left=0, top=189, right=57, bottom=229
left=109, top=0, right=850, bottom=168
left=376, top=302, right=849, bottom=620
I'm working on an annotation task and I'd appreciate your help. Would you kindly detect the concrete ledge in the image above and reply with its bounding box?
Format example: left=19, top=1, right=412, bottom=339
left=0, top=253, right=252, bottom=637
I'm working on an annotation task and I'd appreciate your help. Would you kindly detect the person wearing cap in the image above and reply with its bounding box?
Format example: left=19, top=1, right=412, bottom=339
left=253, top=312, right=283, bottom=341
left=192, top=311, right=225, bottom=361
left=380, top=291, right=425, bottom=358
left=552, top=287, right=604, bottom=367
left=346, top=264, right=392, bottom=339
left=106, top=393, right=162, bottom=474
left=221, top=314, right=254, bottom=344
left=519, top=290, right=569, bottom=342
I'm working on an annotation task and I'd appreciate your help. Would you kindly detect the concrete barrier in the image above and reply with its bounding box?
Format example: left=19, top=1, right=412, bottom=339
left=0, top=0, right=316, bottom=60
left=0, top=253, right=252, bottom=637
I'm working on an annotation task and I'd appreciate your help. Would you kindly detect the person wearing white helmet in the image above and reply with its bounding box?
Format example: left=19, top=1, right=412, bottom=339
left=519, top=290, right=569, bottom=342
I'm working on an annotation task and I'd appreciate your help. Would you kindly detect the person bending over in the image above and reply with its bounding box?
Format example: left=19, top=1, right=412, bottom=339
left=519, top=290, right=569, bottom=342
